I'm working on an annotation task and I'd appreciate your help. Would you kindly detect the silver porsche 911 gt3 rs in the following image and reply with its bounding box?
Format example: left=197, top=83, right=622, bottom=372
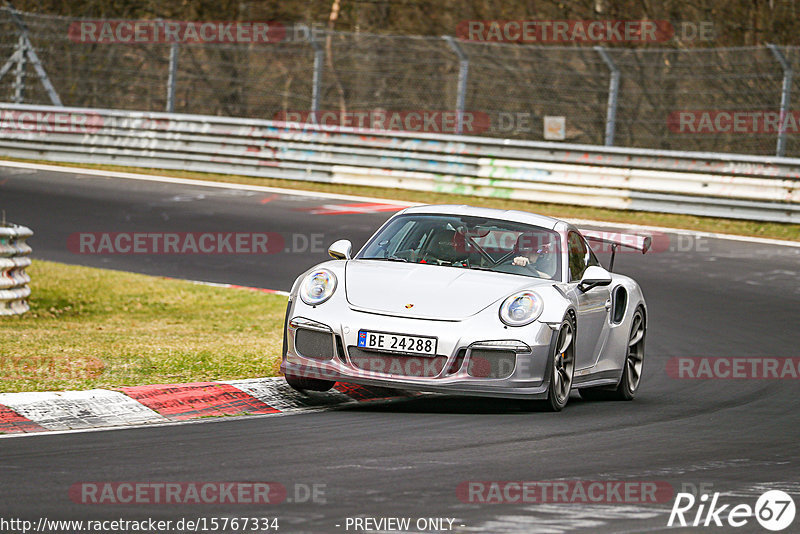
left=281, top=205, right=650, bottom=411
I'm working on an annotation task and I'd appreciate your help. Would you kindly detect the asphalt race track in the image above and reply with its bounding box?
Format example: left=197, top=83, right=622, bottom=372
left=2, top=165, right=800, bottom=533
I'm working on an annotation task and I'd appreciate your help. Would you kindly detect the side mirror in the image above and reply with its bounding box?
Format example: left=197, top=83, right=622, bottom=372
left=578, top=265, right=612, bottom=292
left=328, top=239, right=352, bottom=260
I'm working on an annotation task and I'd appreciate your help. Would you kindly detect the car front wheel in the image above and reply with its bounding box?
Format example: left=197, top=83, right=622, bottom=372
left=520, top=316, right=576, bottom=412
left=285, top=374, right=335, bottom=392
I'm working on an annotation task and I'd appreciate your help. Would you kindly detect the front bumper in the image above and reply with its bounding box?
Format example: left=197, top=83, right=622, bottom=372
left=280, top=296, right=558, bottom=400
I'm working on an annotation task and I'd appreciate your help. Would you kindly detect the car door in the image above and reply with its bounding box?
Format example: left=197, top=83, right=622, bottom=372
left=566, top=231, right=611, bottom=370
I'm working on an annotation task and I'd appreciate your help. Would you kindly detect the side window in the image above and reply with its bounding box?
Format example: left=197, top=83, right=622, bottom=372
left=568, top=231, right=588, bottom=281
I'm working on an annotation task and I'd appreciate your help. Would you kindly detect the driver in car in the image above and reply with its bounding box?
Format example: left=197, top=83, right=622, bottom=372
left=512, top=233, right=556, bottom=279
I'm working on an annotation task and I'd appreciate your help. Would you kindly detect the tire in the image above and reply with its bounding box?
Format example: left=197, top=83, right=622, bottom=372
left=579, top=307, right=645, bottom=402
left=520, top=315, right=576, bottom=412
left=285, top=374, right=335, bottom=392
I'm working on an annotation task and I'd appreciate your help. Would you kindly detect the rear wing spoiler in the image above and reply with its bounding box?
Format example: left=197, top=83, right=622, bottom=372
left=581, top=230, right=652, bottom=272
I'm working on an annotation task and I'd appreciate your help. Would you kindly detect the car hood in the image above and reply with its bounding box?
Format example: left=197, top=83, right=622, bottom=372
left=345, top=259, right=551, bottom=320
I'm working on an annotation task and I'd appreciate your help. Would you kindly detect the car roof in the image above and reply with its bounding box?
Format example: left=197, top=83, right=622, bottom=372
left=400, top=204, right=562, bottom=231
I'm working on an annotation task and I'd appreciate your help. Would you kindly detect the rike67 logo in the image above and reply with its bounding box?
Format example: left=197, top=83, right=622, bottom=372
left=668, top=490, right=795, bottom=531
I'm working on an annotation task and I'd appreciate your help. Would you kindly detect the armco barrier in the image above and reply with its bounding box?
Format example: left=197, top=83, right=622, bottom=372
left=0, top=222, right=32, bottom=316
left=0, top=103, right=798, bottom=223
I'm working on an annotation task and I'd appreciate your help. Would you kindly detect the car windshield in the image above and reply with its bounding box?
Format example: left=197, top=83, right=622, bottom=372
left=357, top=214, right=561, bottom=281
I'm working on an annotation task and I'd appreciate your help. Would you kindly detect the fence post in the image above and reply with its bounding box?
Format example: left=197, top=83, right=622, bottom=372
left=309, top=31, right=324, bottom=124
left=12, top=35, right=26, bottom=103
left=595, top=46, right=620, bottom=147
left=166, top=42, right=179, bottom=113
left=5, top=4, right=62, bottom=106
left=443, top=36, right=469, bottom=134
left=767, top=43, right=792, bottom=158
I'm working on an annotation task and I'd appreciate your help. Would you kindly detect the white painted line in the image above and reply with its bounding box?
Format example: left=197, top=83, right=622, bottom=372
left=0, top=389, right=167, bottom=431
left=183, top=279, right=291, bottom=297
left=0, top=159, right=419, bottom=206
left=1, top=159, right=797, bottom=248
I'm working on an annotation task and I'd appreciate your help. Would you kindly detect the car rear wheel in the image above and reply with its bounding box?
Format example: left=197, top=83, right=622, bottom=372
left=285, top=374, right=335, bottom=392
left=579, top=307, right=645, bottom=401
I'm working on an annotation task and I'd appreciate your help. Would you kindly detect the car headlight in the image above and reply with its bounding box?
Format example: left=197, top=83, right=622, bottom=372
left=499, top=291, right=543, bottom=326
left=299, top=268, right=337, bottom=305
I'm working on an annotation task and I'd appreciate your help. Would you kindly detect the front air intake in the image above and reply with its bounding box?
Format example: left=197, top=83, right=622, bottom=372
left=294, top=329, right=334, bottom=360
left=467, top=349, right=516, bottom=379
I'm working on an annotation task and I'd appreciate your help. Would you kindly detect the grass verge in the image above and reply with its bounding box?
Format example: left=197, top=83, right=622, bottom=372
left=2, top=157, right=798, bottom=242
left=0, top=260, right=286, bottom=393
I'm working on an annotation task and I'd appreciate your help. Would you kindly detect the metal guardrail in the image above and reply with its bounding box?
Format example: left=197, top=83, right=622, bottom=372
left=0, top=222, right=32, bottom=316
left=0, top=103, right=798, bottom=223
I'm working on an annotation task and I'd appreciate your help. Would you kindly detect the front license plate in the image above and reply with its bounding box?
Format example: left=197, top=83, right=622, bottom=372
left=357, top=330, right=437, bottom=356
